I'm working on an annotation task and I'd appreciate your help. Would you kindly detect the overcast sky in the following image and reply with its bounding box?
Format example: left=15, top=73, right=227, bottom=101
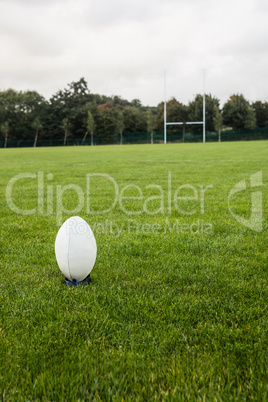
left=0, top=0, right=267, bottom=106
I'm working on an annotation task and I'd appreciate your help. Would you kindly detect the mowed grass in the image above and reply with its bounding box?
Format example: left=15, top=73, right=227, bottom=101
left=0, top=141, right=267, bottom=401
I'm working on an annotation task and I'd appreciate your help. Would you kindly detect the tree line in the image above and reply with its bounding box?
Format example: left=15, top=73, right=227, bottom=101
left=0, top=77, right=268, bottom=147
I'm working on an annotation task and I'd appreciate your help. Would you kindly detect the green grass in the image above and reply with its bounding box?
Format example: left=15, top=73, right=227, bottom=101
left=0, top=142, right=267, bottom=401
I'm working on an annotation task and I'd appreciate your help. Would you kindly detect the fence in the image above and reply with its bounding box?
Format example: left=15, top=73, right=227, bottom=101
left=165, top=127, right=268, bottom=143
left=0, top=128, right=267, bottom=148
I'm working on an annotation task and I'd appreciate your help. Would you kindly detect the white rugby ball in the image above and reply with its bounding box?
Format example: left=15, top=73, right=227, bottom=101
left=55, top=216, right=97, bottom=282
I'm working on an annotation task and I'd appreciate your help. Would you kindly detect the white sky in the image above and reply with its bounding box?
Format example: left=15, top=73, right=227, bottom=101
left=0, top=0, right=268, bottom=106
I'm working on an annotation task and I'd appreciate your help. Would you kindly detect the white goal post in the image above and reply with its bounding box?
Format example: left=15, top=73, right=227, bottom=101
left=164, top=71, right=206, bottom=143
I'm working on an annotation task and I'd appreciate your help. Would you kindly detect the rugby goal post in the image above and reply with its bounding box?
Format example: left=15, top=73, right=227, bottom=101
left=164, top=71, right=206, bottom=143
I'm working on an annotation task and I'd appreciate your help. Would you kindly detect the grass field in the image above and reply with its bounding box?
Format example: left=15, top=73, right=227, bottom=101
left=0, top=141, right=267, bottom=401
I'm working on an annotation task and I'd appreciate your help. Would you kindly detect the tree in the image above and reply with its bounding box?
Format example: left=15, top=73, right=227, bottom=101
left=156, top=98, right=187, bottom=126
left=65, top=78, right=93, bottom=138
left=131, top=99, right=142, bottom=108
left=0, top=89, right=47, bottom=142
left=167, top=98, right=187, bottom=123
left=115, top=110, right=124, bottom=145
left=62, top=118, right=70, bottom=146
left=1, top=121, right=9, bottom=148
left=147, top=109, right=155, bottom=144
left=33, top=118, right=42, bottom=147
left=168, top=98, right=188, bottom=141
left=213, top=106, right=223, bottom=142
left=123, top=106, right=147, bottom=133
left=86, top=110, right=95, bottom=146
left=112, top=95, right=130, bottom=108
left=0, top=89, right=23, bottom=141
left=18, top=91, right=47, bottom=140
left=252, top=101, right=268, bottom=127
left=155, top=102, right=164, bottom=131
left=188, top=94, right=220, bottom=131
left=96, top=106, right=116, bottom=143
left=222, top=94, right=256, bottom=129
left=244, top=106, right=256, bottom=129
left=155, top=98, right=188, bottom=141
left=47, top=78, right=92, bottom=140
left=67, top=77, right=89, bottom=97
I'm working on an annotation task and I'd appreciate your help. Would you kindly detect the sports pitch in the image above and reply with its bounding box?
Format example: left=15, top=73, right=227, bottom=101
left=0, top=141, right=267, bottom=400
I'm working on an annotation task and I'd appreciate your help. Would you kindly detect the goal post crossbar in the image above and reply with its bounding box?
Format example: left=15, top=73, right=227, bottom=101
left=163, top=70, right=206, bottom=143
left=164, top=107, right=205, bottom=143
left=166, top=122, right=203, bottom=126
